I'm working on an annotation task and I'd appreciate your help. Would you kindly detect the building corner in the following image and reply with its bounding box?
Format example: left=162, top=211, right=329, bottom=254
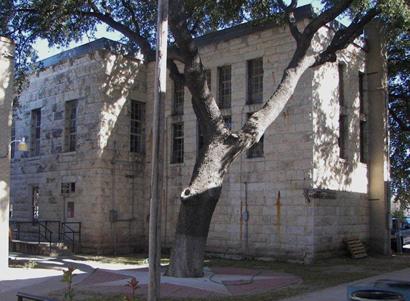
left=365, top=21, right=391, bottom=255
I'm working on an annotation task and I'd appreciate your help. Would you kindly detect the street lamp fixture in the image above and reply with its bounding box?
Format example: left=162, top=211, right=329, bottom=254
left=0, top=137, right=28, bottom=158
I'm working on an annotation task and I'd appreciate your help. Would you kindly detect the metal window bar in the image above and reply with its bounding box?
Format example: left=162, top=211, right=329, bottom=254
left=173, top=79, right=184, bottom=115
left=247, top=58, right=263, bottom=104
left=31, top=109, right=41, bottom=156
left=218, top=65, right=231, bottom=109
left=65, top=100, right=78, bottom=152
left=171, top=123, right=184, bottom=163
left=130, top=100, right=145, bottom=154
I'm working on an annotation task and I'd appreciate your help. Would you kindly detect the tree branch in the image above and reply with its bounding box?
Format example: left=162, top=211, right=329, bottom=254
left=80, top=4, right=155, bottom=60
left=168, top=0, right=226, bottom=135
left=303, top=0, right=354, bottom=37
left=312, top=7, right=381, bottom=67
left=278, top=0, right=301, bottom=42
left=390, top=108, right=410, bottom=132
left=168, top=59, right=185, bottom=83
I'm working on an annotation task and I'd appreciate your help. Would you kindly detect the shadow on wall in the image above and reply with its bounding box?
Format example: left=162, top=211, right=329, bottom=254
left=97, top=52, right=144, bottom=159
left=311, top=50, right=367, bottom=193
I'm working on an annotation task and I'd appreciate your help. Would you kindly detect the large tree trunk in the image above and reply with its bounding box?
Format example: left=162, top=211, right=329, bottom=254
left=166, top=186, right=221, bottom=277
left=166, top=137, right=237, bottom=277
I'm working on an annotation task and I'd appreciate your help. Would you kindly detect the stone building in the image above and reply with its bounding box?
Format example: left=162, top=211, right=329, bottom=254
left=9, top=6, right=390, bottom=260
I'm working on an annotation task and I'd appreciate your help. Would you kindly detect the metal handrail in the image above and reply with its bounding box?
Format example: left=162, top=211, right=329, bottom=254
left=10, top=220, right=81, bottom=253
left=62, top=222, right=81, bottom=252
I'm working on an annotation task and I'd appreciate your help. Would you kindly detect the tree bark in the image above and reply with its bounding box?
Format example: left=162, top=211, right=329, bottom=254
left=166, top=186, right=221, bottom=277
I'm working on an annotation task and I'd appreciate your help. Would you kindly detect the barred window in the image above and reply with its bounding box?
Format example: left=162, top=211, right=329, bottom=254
left=65, top=100, right=78, bottom=152
left=223, top=115, right=232, bottom=130
left=173, top=79, right=184, bottom=115
left=130, top=100, right=145, bottom=154
left=171, top=123, right=184, bottom=163
left=247, top=58, right=263, bottom=104
left=338, top=64, right=348, bottom=159
left=30, top=109, right=41, bottom=156
left=61, top=182, right=76, bottom=194
left=218, top=65, right=231, bottom=109
left=247, top=113, right=264, bottom=158
left=359, top=72, right=367, bottom=163
left=197, top=122, right=204, bottom=153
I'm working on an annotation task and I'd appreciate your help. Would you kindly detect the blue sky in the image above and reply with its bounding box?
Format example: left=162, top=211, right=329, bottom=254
left=34, top=0, right=322, bottom=60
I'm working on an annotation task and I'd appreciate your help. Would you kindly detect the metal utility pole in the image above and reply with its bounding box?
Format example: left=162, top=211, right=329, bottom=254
left=148, top=0, right=168, bottom=300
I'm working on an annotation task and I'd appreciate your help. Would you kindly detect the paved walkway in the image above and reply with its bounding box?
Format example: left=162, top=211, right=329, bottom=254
left=1, top=254, right=410, bottom=301
left=1, top=254, right=302, bottom=300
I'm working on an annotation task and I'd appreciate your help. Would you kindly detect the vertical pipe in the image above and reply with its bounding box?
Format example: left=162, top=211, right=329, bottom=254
left=149, top=1, right=168, bottom=300
left=244, top=182, right=249, bottom=256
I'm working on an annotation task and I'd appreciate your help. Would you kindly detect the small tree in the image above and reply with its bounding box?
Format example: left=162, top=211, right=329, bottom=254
left=1, top=0, right=409, bottom=277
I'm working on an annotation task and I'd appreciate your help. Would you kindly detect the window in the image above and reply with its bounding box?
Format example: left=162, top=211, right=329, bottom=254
left=338, top=64, right=348, bottom=159
left=205, top=69, right=211, bottom=91
left=197, top=122, right=204, bottom=152
left=30, top=109, right=41, bottom=156
left=246, top=113, right=264, bottom=158
left=223, top=115, right=232, bottom=130
left=171, top=122, right=184, bottom=163
left=359, top=72, right=367, bottom=163
left=247, top=58, right=263, bottom=104
left=67, top=202, right=75, bottom=218
left=10, top=119, right=15, bottom=159
left=130, top=100, right=145, bottom=154
left=173, top=79, right=184, bottom=115
left=32, top=186, right=39, bottom=222
left=61, top=182, right=76, bottom=194
left=65, top=100, right=78, bottom=152
left=218, top=65, right=231, bottom=109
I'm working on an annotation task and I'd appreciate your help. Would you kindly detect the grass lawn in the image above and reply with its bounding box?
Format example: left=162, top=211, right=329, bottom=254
left=63, top=252, right=410, bottom=301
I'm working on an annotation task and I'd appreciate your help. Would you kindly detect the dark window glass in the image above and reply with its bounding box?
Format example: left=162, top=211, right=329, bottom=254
left=65, top=100, right=78, bottom=152
left=359, top=72, right=367, bottom=163
left=173, top=79, right=184, bottom=115
left=247, top=58, right=263, bottom=104
left=67, top=202, right=75, bottom=218
left=197, top=122, right=204, bottom=153
left=338, top=64, right=348, bottom=159
left=31, top=109, right=41, bottom=156
left=218, top=65, right=231, bottom=109
left=130, top=100, right=145, bottom=154
left=223, top=115, right=232, bottom=130
left=171, top=123, right=184, bottom=163
left=61, top=182, right=76, bottom=194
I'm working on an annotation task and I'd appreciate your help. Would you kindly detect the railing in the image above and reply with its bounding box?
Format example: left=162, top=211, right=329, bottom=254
left=62, top=222, right=82, bottom=253
left=10, top=220, right=81, bottom=253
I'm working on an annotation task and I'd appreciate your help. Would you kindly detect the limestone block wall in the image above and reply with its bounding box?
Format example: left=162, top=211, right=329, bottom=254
left=11, top=48, right=147, bottom=254
left=310, top=26, right=370, bottom=257
left=144, top=22, right=317, bottom=260
left=0, top=37, right=14, bottom=269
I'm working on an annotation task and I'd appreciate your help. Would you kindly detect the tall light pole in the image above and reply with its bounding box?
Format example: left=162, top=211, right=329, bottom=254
left=148, top=0, right=168, bottom=300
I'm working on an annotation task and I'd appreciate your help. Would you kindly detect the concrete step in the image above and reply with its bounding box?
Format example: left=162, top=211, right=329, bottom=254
left=10, top=240, right=73, bottom=256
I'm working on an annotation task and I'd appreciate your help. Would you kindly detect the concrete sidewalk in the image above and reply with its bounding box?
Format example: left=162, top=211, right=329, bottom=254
left=1, top=253, right=409, bottom=301
left=1, top=254, right=302, bottom=300
left=280, top=267, right=410, bottom=301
